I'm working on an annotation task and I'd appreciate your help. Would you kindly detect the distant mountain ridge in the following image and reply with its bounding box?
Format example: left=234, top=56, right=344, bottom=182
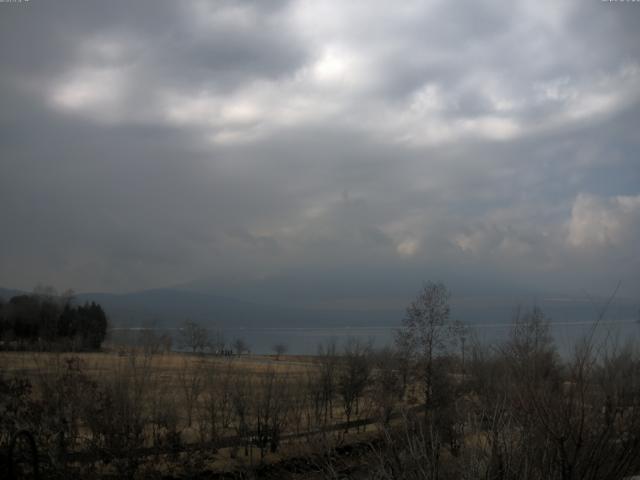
left=0, top=287, right=26, bottom=300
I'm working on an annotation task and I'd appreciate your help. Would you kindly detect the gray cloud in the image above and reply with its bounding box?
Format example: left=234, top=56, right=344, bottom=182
left=1, top=0, right=639, bottom=304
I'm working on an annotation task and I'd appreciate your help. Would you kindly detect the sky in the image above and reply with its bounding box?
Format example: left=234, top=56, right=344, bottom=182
left=1, top=0, right=639, bottom=309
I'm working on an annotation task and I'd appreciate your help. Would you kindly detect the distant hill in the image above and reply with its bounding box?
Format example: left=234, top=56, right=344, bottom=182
left=0, top=287, right=25, bottom=301
left=74, top=288, right=399, bottom=330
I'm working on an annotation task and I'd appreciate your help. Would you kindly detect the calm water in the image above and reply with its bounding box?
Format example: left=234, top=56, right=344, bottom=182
left=109, top=318, right=640, bottom=355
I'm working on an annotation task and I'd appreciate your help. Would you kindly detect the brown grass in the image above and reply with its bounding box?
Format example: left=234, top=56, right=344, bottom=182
left=0, top=350, right=315, bottom=378
left=0, top=350, right=398, bottom=478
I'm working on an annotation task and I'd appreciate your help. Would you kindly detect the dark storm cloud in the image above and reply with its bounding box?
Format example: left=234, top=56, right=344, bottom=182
left=1, top=0, right=639, bottom=303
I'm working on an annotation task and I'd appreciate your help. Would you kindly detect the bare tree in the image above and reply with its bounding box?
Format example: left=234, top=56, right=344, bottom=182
left=199, top=360, right=234, bottom=442
left=371, top=347, right=402, bottom=425
left=177, top=357, right=205, bottom=428
left=392, top=281, right=458, bottom=478
left=84, top=349, right=155, bottom=477
left=179, top=319, right=209, bottom=354
left=338, top=338, right=372, bottom=431
left=287, top=378, right=309, bottom=436
left=159, top=332, right=173, bottom=354
left=305, top=369, right=325, bottom=429
left=209, top=330, right=225, bottom=354
left=316, top=339, right=338, bottom=425
left=253, top=369, right=290, bottom=458
left=137, top=326, right=162, bottom=355
left=395, top=282, right=455, bottom=412
left=231, top=373, right=252, bottom=458
left=272, top=343, right=288, bottom=360
left=233, top=338, right=248, bottom=356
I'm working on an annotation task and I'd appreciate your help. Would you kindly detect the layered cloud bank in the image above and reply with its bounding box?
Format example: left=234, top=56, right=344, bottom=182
left=1, top=0, right=639, bottom=302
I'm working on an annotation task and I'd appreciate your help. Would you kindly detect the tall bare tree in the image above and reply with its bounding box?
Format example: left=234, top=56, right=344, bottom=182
left=396, top=282, right=454, bottom=411
left=338, top=338, right=372, bottom=430
left=316, top=339, right=338, bottom=424
left=177, top=357, right=205, bottom=428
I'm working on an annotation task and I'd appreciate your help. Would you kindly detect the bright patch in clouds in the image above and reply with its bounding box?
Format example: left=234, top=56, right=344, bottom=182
left=568, top=194, right=640, bottom=249
left=51, top=68, right=124, bottom=113
left=311, top=46, right=355, bottom=86
left=397, top=238, right=419, bottom=257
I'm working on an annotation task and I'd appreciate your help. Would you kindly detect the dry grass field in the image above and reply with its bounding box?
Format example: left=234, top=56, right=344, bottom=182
left=0, top=349, right=393, bottom=478
left=0, top=350, right=316, bottom=379
left=4, top=337, right=640, bottom=480
left=5, top=307, right=640, bottom=479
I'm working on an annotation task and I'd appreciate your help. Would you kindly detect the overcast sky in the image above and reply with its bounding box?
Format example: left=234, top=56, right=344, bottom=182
left=1, top=0, right=639, bottom=306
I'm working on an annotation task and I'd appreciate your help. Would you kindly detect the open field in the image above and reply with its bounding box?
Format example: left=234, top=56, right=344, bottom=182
left=0, top=348, right=407, bottom=478
left=4, top=309, right=640, bottom=480
left=0, top=350, right=317, bottom=378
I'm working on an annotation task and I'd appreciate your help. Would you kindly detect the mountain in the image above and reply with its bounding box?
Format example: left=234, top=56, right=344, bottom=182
left=74, top=288, right=400, bottom=329
left=0, top=287, right=26, bottom=301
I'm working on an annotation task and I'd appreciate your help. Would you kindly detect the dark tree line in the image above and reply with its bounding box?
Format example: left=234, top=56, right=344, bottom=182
left=0, top=290, right=108, bottom=351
